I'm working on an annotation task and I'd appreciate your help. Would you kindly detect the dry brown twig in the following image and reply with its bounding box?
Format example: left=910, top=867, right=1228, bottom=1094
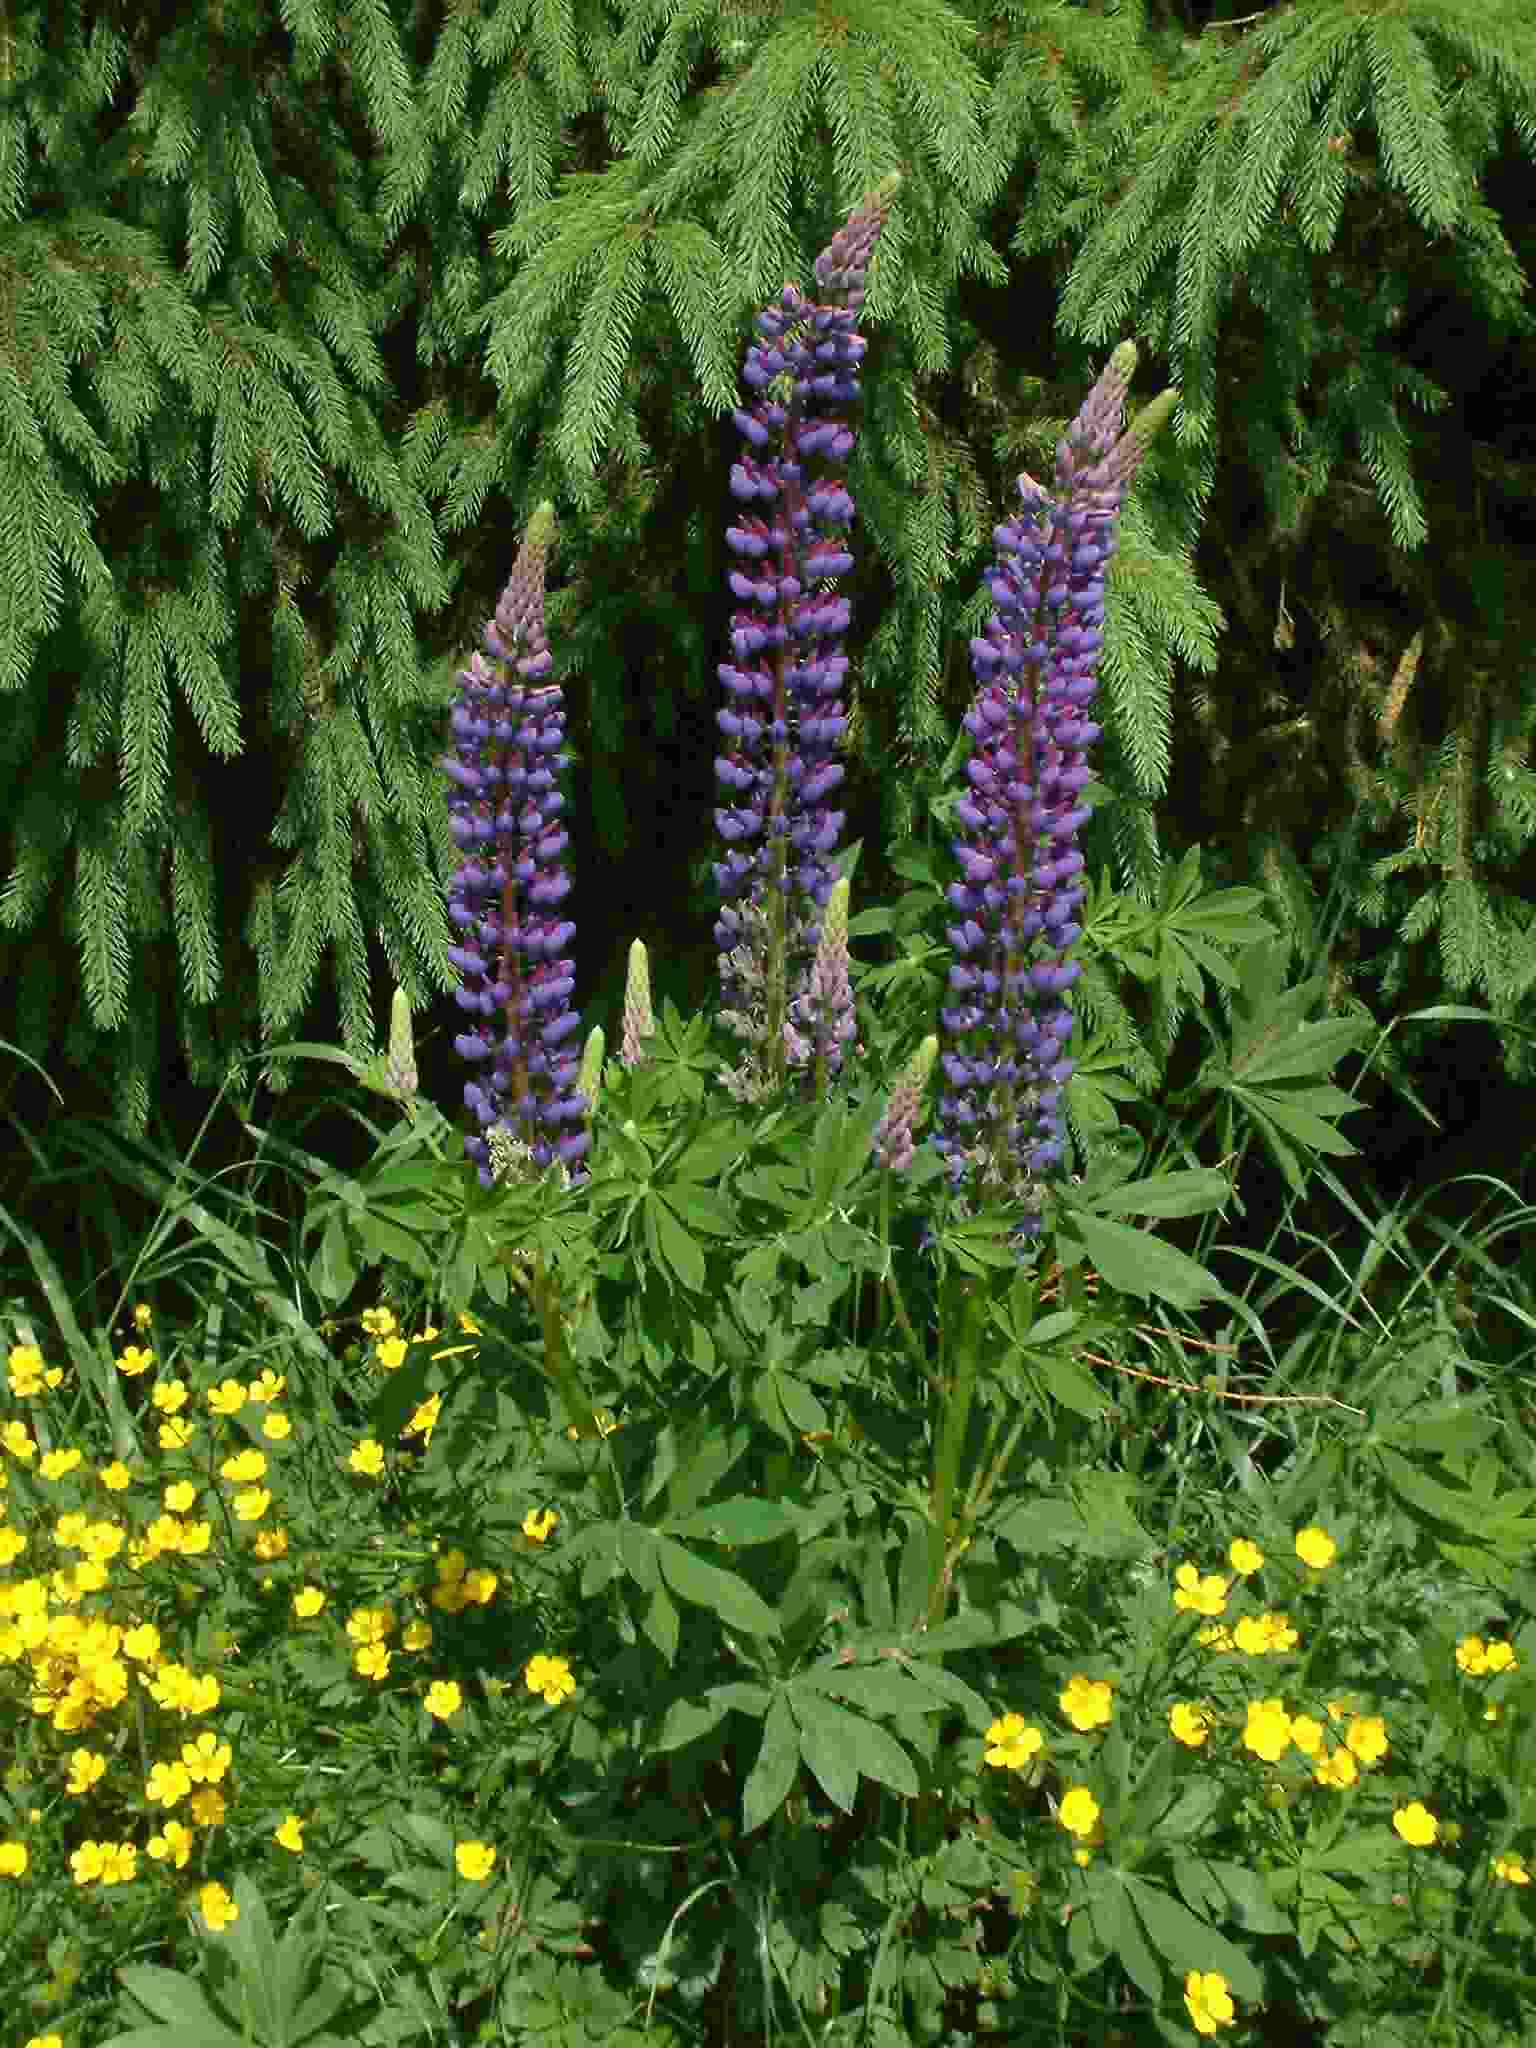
left=1037, top=1263, right=1368, bottom=1416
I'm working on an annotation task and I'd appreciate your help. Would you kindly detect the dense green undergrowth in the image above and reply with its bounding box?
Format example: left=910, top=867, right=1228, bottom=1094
left=2, top=929, right=1535, bottom=2048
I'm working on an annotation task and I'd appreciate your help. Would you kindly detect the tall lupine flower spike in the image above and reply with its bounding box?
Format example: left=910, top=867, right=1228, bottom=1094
left=620, top=939, right=655, bottom=1068
left=933, top=347, right=1179, bottom=1251
left=713, top=173, right=901, bottom=1104
left=441, top=501, right=591, bottom=1189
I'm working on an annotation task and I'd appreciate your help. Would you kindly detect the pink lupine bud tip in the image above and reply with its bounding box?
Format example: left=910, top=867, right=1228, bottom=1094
left=873, top=1032, right=939, bottom=1171
left=621, top=938, right=654, bottom=1067
left=385, top=987, right=417, bottom=1097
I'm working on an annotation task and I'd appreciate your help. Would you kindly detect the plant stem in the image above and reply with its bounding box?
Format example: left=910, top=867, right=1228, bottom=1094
left=927, top=1273, right=991, bottom=1625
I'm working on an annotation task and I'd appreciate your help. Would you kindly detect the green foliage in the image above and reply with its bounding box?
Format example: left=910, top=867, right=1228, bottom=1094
left=4, top=856, right=1536, bottom=2041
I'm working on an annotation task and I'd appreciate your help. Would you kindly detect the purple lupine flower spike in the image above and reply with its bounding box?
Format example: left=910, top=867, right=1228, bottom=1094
left=441, top=501, right=591, bottom=1189
left=713, top=174, right=901, bottom=1103
left=933, top=350, right=1178, bottom=1252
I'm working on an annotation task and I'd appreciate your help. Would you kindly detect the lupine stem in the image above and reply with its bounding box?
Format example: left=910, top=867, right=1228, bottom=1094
left=927, top=1274, right=991, bottom=1625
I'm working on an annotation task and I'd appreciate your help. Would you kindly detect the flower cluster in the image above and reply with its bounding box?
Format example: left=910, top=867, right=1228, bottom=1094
left=932, top=348, right=1178, bottom=1246
left=440, top=501, right=590, bottom=1188
left=437, top=176, right=1178, bottom=1238
left=711, top=174, right=900, bottom=1104
left=0, top=1317, right=583, bottom=1928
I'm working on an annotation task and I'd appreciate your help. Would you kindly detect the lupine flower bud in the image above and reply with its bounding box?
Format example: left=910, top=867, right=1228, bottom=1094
left=441, top=502, right=591, bottom=1188
left=933, top=345, right=1179, bottom=1250
left=351, top=985, right=420, bottom=1115
left=873, top=1033, right=938, bottom=1172
left=385, top=987, right=417, bottom=1099
left=577, top=1025, right=605, bottom=1115
left=713, top=177, right=899, bottom=1100
left=787, top=873, right=856, bottom=1080
left=621, top=939, right=654, bottom=1068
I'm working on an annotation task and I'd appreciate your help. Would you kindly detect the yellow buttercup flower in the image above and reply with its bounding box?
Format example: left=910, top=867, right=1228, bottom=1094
left=181, top=1732, right=232, bottom=1784
left=147, top=1760, right=193, bottom=1809
left=525, top=1653, right=576, bottom=1705
left=220, top=1448, right=267, bottom=1484
left=1059, top=1674, right=1113, bottom=1730
left=148, top=1819, right=194, bottom=1868
left=1393, top=1801, right=1438, bottom=1847
left=1345, top=1714, right=1388, bottom=1765
left=198, top=1881, right=239, bottom=1930
left=1294, top=1525, right=1336, bottom=1570
left=1228, top=1538, right=1264, bottom=1575
left=65, top=1749, right=107, bottom=1795
left=1288, top=1714, right=1325, bottom=1757
left=1313, top=1746, right=1357, bottom=1789
left=1169, top=1702, right=1210, bottom=1748
left=983, top=1712, right=1044, bottom=1770
left=456, top=1840, right=496, bottom=1881
left=1057, top=1785, right=1100, bottom=1838
left=1185, top=1970, right=1236, bottom=2035
left=346, top=1605, right=395, bottom=1644
left=1173, top=1563, right=1229, bottom=1617
left=1241, top=1698, right=1292, bottom=1762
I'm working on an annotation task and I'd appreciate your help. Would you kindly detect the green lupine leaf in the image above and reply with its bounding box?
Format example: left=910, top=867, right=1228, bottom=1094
left=1062, top=1213, right=1224, bottom=1309
left=789, top=1691, right=860, bottom=1813
left=742, top=1692, right=799, bottom=1834
left=650, top=1190, right=707, bottom=1290
left=670, top=1498, right=797, bottom=1546
left=1121, top=1871, right=1263, bottom=1999
left=1073, top=1166, right=1231, bottom=1220
left=1236, top=1089, right=1361, bottom=1158
left=655, top=1534, right=780, bottom=1635
left=1088, top=1874, right=1161, bottom=2000
left=790, top=1688, right=920, bottom=1802
left=1231, top=1014, right=1371, bottom=1086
